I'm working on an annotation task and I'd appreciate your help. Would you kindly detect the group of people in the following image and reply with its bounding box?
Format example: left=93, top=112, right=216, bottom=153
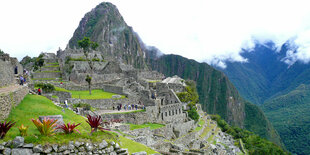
left=19, top=69, right=29, bottom=86
left=113, top=101, right=145, bottom=111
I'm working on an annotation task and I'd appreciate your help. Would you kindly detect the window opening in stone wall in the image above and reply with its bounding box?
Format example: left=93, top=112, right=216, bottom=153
left=169, top=111, right=171, bottom=116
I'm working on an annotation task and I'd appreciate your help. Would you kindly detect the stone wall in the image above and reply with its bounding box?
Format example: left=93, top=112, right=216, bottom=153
left=68, top=98, right=138, bottom=110
left=102, top=111, right=149, bottom=124
left=69, top=72, right=123, bottom=84
left=51, top=91, right=72, bottom=103
left=0, top=136, right=128, bottom=155
left=0, top=86, right=28, bottom=120
left=0, top=60, right=15, bottom=87
left=167, top=83, right=185, bottom=93
left=138, top=71, right=164, bottom=80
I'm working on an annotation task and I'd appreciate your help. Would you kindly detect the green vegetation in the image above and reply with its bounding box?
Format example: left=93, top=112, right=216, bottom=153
left=85, top=74, right=92, bottom=95
left=118, top=136, right=158, bottom=154
left=32, top=78, right=63, bottom=81
left=54, top=86, right=125, bottom=99
left=34, top=54, right=44, bottom=71
left=194, top=118, right=205, bottom=132
left=51, top=95, right=58, bottom=99
left=35, top=70, right=61, bottom=73
left=66, top=57, right=87, bottom=62
left=42, top=65, right=59, bottom=68
left=177, top=80, right=200, bottom=122
left=211, top=115, right=288, bottom=155
left=46, top=62, right=59, bottom=65
left=34, top=83, right=55, bottom=93
left=262, top=84, right=310, bottom=154
left=128, top=123, right=165, bottom=130
left=0, top=49, right=4, bottom=54
left=73, top=103, right=91, bottom=111
left=2, top=95, right=118, bottom=144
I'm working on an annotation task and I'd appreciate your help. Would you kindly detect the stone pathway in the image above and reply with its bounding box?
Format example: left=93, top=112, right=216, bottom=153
left=0, top=84, right=25, bottom=94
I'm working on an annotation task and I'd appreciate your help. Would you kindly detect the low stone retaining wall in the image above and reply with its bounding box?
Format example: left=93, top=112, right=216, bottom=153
left=32, top=72, right=61, bottom=79
left=0, top=136, right=128, bottom=155
left=102, top=112, right=148, bottom=124
left=0, top=86, right=28, bottom=120
left=68, top=98, right=138, bottom=110
left=54, top=83, right=125, bottom=95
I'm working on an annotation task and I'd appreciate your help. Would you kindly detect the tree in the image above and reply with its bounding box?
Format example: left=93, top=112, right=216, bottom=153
left=35, top=54, right=44, bottom=72
left=85, top=75, right=92, bottom=95
left=78, top=37, right=98, bottom=70
left=0, top=49, right=4, bottom=55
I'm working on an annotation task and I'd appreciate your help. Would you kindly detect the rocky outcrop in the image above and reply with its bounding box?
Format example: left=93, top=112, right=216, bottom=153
left=68, top=2, right=147, bottom=69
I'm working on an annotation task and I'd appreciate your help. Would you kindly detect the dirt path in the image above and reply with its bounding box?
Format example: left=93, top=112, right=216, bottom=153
left=0, top=84, right=24, bottom=94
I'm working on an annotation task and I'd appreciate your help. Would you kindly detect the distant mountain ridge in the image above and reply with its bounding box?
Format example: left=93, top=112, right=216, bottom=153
left=219, top=42, right=310, bottom=154
left=68, top=2, right=283, bottom=147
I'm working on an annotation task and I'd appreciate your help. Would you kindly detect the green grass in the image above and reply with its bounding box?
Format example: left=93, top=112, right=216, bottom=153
left=46, top=62, right=59, bottom=65
left=55, top=86, right=126, bottom=99
left=118, top=136, right=158, bottom=154
left=194, top=118, right=205, bottom=132
left=51, top=95, right=58, bottom=99
left=35, top=70, right=61, bottom=73
left=128, top=123, right=165, bottom=130
left=148, top=80, right=161, bottom=83
left=32, top=78, right=62, bottom=81
left=103, top=109, right=146, bottom=115
left=42, top=65, right=59, bottom=68
left=1, top=94, right=118, bottom=144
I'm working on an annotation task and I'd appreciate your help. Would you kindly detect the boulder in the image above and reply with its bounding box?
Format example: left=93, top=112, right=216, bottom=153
left=33, top=144, right=43, bottom=153
left=132, top=151, right=147, bottom=155
left=12, top=136, right=24, bottom=148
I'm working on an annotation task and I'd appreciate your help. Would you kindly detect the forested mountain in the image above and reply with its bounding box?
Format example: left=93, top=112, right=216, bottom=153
left=219, top=42, right=310, bottom=154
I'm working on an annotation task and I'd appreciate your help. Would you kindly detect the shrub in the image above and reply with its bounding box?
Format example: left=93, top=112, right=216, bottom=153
left=86, top=115, right=110, bottom=134
left=188, top=107, right=199, bottom=122
left=34, top=83, right=55, bottom=93
left=31, top=118, right=58, bottom=136
left=18, top=124, right=29, bottom=136
left=0, top=121, right=16, bottom=139
left=73, top=103, right=91, bottom=110
left=57, top=123, right=81, bottom=134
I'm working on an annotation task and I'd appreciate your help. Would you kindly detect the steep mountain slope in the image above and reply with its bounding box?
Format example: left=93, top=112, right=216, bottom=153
left=220, top=42, right=310, bottom=154
left=263, top=84, right=310, bottom=154
left=146, top=54, right=282, bottom=146
left=68, top=2, right=147, bottom=69
left=68, top=2, right=282, bottom=147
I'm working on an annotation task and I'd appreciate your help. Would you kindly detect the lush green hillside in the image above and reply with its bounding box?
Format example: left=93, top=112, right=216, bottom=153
left=146, top=54, right=282, bottom=146
left=220, top=42, right=310, bottom=154
left=263, top=84, right=310, bottom=154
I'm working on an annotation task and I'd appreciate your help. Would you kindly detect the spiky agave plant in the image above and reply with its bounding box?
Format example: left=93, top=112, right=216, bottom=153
left=0, top=121, right=16, bottom=139
left=86, top=115, right=110, bottom=134
left=57, top=123, right=81, bottom=134
left=31, top=118, right=58, bottom=136
left=18, top=124, right=29, bottom=136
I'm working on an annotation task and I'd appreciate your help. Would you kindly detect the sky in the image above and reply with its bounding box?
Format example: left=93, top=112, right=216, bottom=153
left=1, top=0, right=310, bottom=67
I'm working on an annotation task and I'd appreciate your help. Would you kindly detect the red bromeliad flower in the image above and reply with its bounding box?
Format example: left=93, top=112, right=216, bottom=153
left=85, top=115, right=110, bottom=134
left=57, top=123, right=81, bottom=134
left=0, top=121, right=16, bottom=139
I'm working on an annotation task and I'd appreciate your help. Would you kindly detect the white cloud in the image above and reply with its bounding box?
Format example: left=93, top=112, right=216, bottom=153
left=1, top=0, right=310, bottom=67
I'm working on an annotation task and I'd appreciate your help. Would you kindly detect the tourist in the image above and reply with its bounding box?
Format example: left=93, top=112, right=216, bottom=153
left=143, top=104, right=145, bottom=110
left=113, top=106, right=115, bottom=110
left=151, top=93, right=155, bottom=99
left=64, top=99, right=68, bottom=108
left=38, top=88, right=42, bottom=95
left=131, top=104, right=134, bottom=110
left=19, top=76, right=24, bottom=85
left=128, top=104, right=131, bottom=110
left=135, top=104, right=138, bottom=110
left=124, top=104, right=127, bottom=110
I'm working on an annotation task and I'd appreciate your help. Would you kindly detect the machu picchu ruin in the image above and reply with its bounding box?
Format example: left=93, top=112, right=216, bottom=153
left=0, top=1, right=289, bottom=155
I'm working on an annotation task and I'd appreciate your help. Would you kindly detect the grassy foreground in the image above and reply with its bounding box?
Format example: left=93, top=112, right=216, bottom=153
left=55, top=87, right=126, bottom=100
left=2, top=94, right=117, bottom=144
left=2, top=95, right=158, bottom=154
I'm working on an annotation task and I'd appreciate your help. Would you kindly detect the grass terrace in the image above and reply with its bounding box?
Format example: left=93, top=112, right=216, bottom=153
left=102, top=109, right=146, bottom=115
left=46, top=62, right=59, bottom=65
left=194, top=117, right=206, bottom=132
left=54, top=86, right=126, bottom=100
left=128, top=123, right=165, bottom=130
left=1, top=94, right=117, bottom=144
left=32, top=78, right=63, bottom=81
